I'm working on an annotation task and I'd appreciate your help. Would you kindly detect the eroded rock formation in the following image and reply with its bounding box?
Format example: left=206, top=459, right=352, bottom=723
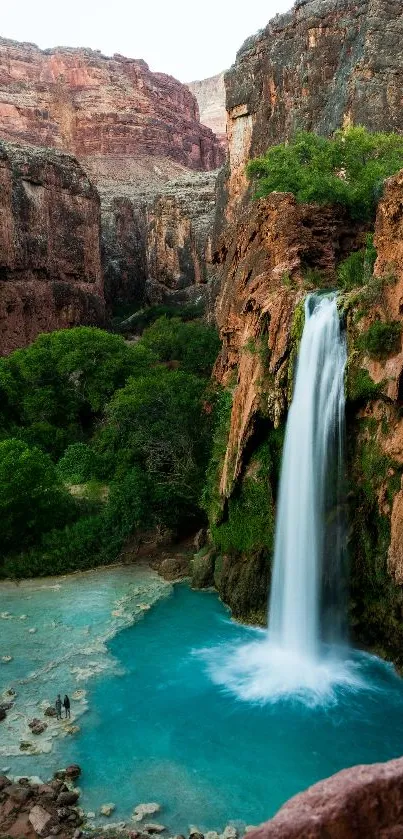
left=194, top=0, right=403, bottom=656
left=0, top=140, right=104, bottom=355
left=188, top=73, right=227, bottom=151
left=0, top=38, right=226, bottom=314
left=0, top=38, right=223, bottom=171
left=246, top=757, right=403, bottom=838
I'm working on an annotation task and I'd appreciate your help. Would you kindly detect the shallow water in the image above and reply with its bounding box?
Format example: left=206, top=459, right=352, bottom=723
left=2, top=572, right=403, bottom=833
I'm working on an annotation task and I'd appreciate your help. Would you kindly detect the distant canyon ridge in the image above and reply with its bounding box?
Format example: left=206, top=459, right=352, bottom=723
left=0, top=38, right=227, bottom=353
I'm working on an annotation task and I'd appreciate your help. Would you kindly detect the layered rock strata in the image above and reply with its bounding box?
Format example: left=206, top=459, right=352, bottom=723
left=0, top=38, right=226, bottom=313
left=0, top=140, right=104, bottom=355
left=0, top=38, right=224, bottom=171
left=195, top=0, right=403, bottom=658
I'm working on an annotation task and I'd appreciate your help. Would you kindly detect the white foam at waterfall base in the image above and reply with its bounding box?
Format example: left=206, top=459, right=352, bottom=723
left=202, top=295, right=367, bottom=705
left=200, top=632, right=369, bottom=707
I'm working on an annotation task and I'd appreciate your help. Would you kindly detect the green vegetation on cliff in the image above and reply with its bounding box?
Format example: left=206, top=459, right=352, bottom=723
left=358, top=320, right=402, bottom=360
left=347, top=416, right=403, bottom=667
left=247, top=127, right=403, bottom=220
left=0, top=319, right=220, bottom=578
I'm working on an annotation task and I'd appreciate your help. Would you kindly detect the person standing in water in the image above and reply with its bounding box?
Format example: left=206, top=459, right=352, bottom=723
left=55, top=694, right=62, bottom=720
left=63, top=694, right=71, bottom=719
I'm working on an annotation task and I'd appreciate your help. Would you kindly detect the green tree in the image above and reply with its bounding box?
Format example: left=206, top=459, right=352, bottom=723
left=141, top=316, right=220, bottom=377
left=95, top=368, right=214, bottom=529
left=247, top=127, right=403, bottom=220
left=0, top=439, right=74, bottom=555
left=0, top=327, right=156, bottom=457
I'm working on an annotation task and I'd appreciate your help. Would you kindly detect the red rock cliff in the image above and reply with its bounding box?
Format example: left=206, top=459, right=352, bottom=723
left=0, top=140, right=104, bottom=355
left=0, top=38, right=224, bottom=172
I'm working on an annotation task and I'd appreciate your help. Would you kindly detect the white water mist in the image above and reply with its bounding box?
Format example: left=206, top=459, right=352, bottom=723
left=269, top=293, right=347, bottom=661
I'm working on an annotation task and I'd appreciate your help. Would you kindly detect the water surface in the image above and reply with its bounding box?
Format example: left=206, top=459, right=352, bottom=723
left=1, top=572, right=403, bottom=833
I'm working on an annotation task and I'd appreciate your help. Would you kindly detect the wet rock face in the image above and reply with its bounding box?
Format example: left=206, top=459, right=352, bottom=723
left=213, top=194, right=359, bottom=496
left=0, top=140, right=104, bottom=355
left=246, top=757, right=403, bottom=838
left=225, top=0, right=403, bottom=214
left=0, top=39, right=224, bottom=172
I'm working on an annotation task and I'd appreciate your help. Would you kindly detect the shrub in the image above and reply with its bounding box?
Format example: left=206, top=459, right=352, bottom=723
left=57, top=442, right=100, bottom=484
left=337, top=235, right=378, bottom=291
left=95, top=368, right=215, bottom=531
left=0, top=438, right=75, bottom=555
left=141, top=316, right=220, bottom=378
left=359, top=320, right=402, bottom=360
left=247, top=127, right=403, bottom=220
left=347, top=367, right=383, bottom=403
left=211, top=451, right=274, bottom=554
left=114, top=302, right=205, bottom=334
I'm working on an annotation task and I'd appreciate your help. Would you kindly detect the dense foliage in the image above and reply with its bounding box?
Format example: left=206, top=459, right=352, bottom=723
left=247, top=127, right=403, bottom=220
left=0, top=318, right=220, bottom=578
left=358, top=320, right=402, bottom=360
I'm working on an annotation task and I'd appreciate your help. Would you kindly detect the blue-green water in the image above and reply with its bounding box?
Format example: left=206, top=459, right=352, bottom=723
left=2, top=570, right=403, bottom=833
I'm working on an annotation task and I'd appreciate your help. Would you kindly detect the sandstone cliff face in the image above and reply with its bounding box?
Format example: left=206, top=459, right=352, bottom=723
left=224, top=0, right=403, bottom=217
left=246, top=757, right=403, bottom=838
left=214, top=194, right=361, bottom=498
left=0, top=39, right=224, bottom=172
left=0, top=38, right=225, bottom=312
left=0, top=140, right=104, bottom=355
left=145, top=171, right=219, bottom=307
left=187, top=73, right=227, bottom=151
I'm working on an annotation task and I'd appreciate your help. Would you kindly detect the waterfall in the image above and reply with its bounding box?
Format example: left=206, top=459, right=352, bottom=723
left=204, top=293, right=357, bottom=702
left=269, top=293, right=347, bottom=661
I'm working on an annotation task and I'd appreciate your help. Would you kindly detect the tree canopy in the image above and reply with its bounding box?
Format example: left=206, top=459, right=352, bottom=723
left=247, top=127, right=403, bottom=220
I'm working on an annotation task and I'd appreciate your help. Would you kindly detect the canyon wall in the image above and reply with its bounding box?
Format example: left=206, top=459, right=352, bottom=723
left=191, top=0, right=403, bottom=664
left=0, top=140, right=104, bottom=355
left=0, top=38, right=225, bottom=322
left=0, top=38, right=223, bottom=171
left=224, top=0, right=403, bottom=217
left=188, top=73, right=227, bottom=151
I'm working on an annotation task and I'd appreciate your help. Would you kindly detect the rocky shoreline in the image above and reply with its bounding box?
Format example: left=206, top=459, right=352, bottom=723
left=0, top=768, right=243, bottom=839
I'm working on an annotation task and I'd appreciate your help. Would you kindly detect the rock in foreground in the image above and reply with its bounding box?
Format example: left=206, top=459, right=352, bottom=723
left=246, top=757, right=403, bottom=838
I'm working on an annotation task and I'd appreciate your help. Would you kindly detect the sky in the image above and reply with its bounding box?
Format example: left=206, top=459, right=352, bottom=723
left=0, top=0, right=293, bottom=82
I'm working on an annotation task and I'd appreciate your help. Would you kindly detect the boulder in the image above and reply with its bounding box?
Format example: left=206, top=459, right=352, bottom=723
left=144, top=824, right=166, bottom=834
left=245, top=756, right=403, bottom=838
left=100, top=803, right=116, bottom=816
left=57, top=790, right=80, bottom=806
left=28, top=804, right=53, bottom=837
left=65, top=764, right=81, bottom=780
left=133, top=803, right=161, bottom=822
left=45, top=706, right=58, bottom=717
left=29, top=718, right=48, bottom=734
left=0, top=774, right=12, bottom=790
left=7, top=783, right=33, bottom=804
left=0, top=708, right=6, bottom=721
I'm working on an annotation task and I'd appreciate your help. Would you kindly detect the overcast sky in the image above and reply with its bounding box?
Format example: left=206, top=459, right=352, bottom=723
left=1, top=0, right=293, bottom=82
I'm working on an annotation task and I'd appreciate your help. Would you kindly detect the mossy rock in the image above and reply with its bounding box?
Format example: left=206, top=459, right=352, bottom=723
left=214, top=552, right=270, bottom=624
left=191, top=549, right=215, bottom=589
